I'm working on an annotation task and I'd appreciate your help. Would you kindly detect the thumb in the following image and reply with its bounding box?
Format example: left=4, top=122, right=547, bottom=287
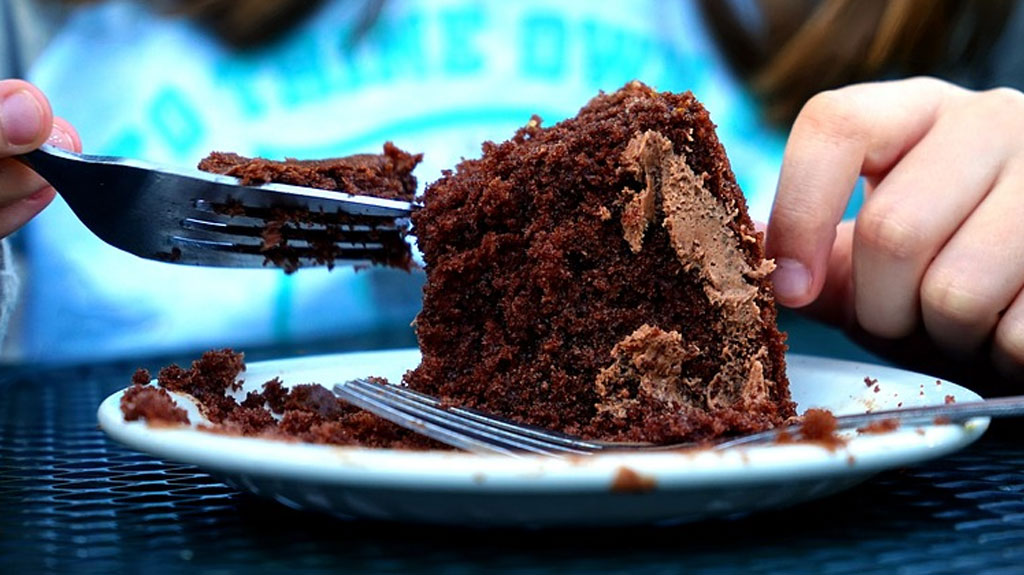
left=0, top=80, right=53, bottom=155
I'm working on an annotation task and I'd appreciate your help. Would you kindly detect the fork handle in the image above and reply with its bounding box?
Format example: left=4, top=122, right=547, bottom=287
left=15, top=144, right=82, bottom=183
left=713, top=394, right=1023, bottom=449
left=829, top=394, right=1024, bottom=429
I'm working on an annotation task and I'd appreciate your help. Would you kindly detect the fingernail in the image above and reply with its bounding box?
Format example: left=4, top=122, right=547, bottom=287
left=47, top=123, right=75, bottom=150
left=0, top=90, right=44, bottom=146
left=771, top=258, right=811, bottom=302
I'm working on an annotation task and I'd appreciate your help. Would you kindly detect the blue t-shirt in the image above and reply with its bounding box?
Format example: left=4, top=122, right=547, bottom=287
left=22, top=0, right=788, bottom=363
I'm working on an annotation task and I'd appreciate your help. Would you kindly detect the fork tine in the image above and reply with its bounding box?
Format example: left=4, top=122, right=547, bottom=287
left=170, top=235, right=386, bottom=256
left=173, top=209, right=408, bottom=268
left=334, top=381, right=572, bottom=455
left=372, top=383, right=605, bottom=452
left=179, top=217, right=398, bottom=246
left=334, top=379, right=596, bottom=455
left=205, top=182, right=415, bottom=218
left=183, top=211, right=405, bottom=234
left=189, top=198, right=409, bottom=230
left=333, top=383, right=527, bottom=456
left=170, top=236, right=389, bottom=267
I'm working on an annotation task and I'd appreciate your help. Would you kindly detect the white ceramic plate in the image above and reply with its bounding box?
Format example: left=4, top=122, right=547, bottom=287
left=98, top=350, right=989, bottom=527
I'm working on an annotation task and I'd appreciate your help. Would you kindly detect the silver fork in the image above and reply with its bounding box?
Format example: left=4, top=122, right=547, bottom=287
left=333, top=378, right=1022, bottom=457
left=17, top=145, right=415, bottom=268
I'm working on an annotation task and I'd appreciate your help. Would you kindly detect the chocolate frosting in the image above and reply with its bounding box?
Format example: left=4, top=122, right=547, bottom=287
left=598, top=131, right=777, bottom=414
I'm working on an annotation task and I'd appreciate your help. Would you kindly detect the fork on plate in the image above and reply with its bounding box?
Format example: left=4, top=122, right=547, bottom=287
left=17, top=145, right=416, bottom=268
left=332, top=378, right=1024, bottom=457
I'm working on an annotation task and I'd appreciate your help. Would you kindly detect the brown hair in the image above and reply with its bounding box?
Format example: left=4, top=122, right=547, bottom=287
left=62, top=0, right=379, bottom=47
left=164, top=0, right=328, bottom=46
left=701, top=0, right=1016, bottom=124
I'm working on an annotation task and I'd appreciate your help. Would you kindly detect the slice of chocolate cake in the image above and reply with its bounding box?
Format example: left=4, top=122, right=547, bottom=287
left=198, top=142, right=422, bottom=272
left=406, top=81, right=794, bottom=443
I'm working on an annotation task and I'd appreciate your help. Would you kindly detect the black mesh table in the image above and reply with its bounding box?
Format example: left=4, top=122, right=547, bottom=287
left=3, top=349, right=1024, bottom=575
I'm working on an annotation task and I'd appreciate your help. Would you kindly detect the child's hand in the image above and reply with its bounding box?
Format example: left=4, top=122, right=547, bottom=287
left=767, top=77, right=1024, bottom=380
left=0, top=79, right=81, bottom=238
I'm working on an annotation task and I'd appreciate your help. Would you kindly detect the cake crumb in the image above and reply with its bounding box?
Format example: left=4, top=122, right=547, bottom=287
left=945, top=395, right=956, bottom=404
left=774, top=428, right=795, bottom=444
left=864, top=377, right=877, bottom=387
left=155, top=247, right=182, bottom=263
left=131, top=368, right=152, bottom=386
left=801, top=408, right=844, bottom=449
left=611, top=466, right=658, bottom=493
left=857, top=418, right=900, bottom=434
left=121, top=385, right=190, bottom=426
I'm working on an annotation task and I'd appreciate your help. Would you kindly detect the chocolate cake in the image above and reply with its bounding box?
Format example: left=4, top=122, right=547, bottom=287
left=127, top=82, right=794, bottom=448
left=405, top=81, right=794, bottom=443
left=197, top=142, right=422, bottom=272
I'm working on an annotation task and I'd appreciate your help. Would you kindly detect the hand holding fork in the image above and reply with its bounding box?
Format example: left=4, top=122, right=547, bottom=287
left=2, top=80, right=415, bottom=269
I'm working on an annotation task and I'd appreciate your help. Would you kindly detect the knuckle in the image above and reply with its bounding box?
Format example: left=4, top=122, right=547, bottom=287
left=977, top=87, right=1024, bottom=113
left=956, top=87, right=1024, bottom=133
left=773, top=192, right=820, bottom=229
left=854, top=295, right=917, bottom=339
left=770, top=192, right=836, bottom=248
left=795, top=90, right=866, bottom=142
left=854, top=205, right=928, bottom=262
left=920, top=269, right=992, bottom=327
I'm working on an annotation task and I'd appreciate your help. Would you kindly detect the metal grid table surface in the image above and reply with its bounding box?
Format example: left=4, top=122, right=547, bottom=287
left=2, top=356, right=1024, bottom=575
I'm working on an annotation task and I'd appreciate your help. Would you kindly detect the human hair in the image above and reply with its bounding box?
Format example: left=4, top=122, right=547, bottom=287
left=700, top=0, right=1016, bottom=124
left=160, top=0, right=331, bottom=46
left=61, top=0, right=340, bottom=46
